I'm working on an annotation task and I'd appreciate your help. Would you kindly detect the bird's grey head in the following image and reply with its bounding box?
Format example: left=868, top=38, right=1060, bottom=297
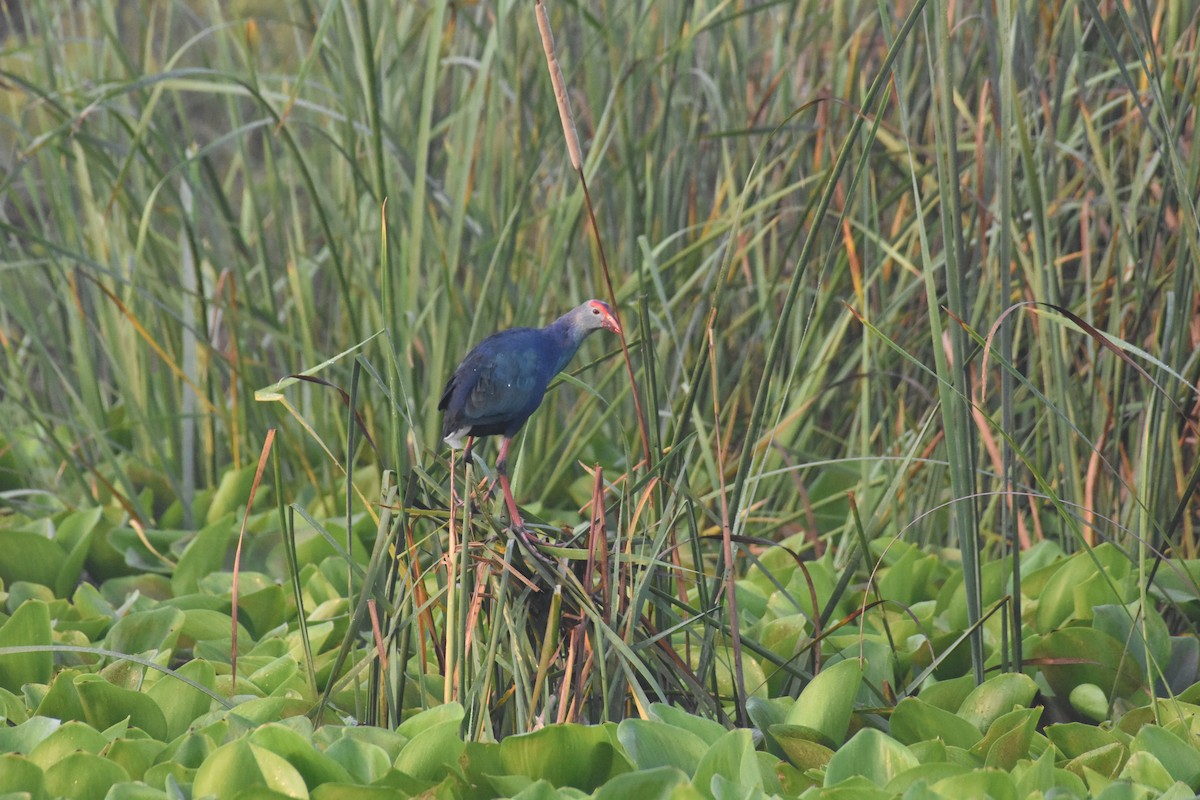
left=570, top=300, right=621, bottom=335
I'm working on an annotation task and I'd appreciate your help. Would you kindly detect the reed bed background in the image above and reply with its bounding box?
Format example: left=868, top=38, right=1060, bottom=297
left=1, top=0, right=1197, bottom=733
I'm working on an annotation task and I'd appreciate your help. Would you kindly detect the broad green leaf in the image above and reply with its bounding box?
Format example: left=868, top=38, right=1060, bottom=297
left=930, top=768, right=1018, bottom=800
left=54, top=507, right=104, bottom=598
left=617, top=719, right=709, bottom=774
left=322, top=737, right=392, bottom=785
left=890, top=697, right=981, bottom=749
left=1120, top=750, right=1176, bottom=792
left=884, top=762, right=970, bottom=795
left=171, top=516, right=236, bottom=597
left=73, top=674, right=167, bottom=740
left=192, top=739, right=310, bottom=799
left=647, top=704, right=728, bottom=745
left=499, top=723, right=628, bottom=791
left=1033, top=627, right=1144, bottom=700
left=1034, top=545, right=1130, bottom=633
left=27, top=720, right=108, bottom=769
left=692, top=729, right=761, bottom=799
left=395, top=700, right=465, bottom=736
left=0, top=532, right=66, bottom=591
left=43, top=750, right=130, bottom=800
left=0, top=715, right=60, bottom=755
left=1045, top=722, right=1124, bottom=759
left=0, top=753, right=44, bottom=797
left=248, top=723, right=353, bottom=788
left=1092, top=602, right=1171, bottom=684
left=35, top=667, right=86, bottom=723
left=973, top=707, right=1040, bottom=770
left=591, top=765, right=689, bottom=800
left=1062, top=742, right=1126, bottom=781
left=105, top=607, right=185, bottom=658
left=237, top=585, right=288, bottom=640
left=955, top=673, right=1038, bottom=733
left=784, top=658, right=862, bottom=746
left=105, top=782, right=171, bottom=799
left=180, top=608, right=252, bottom=649
left=1013, top=746, right=1088, bottom=799
left=310, top=785, right=412, bottom=800
left=0, top=600, right=53, bottom=692
left=207, top=465, right=261, bottom=525
left=106, top=737, right=166, bottom=782
left=917, top=674, right=975, bottom=712
left=824, top=728, right=917, bottom=787
left=768, top=725, right=835, bottom=770
left=247, top=655, right=302, bottom=697
left=145, top=658, right=217, bottom=741
left=393, top=719, right=466, bottom=782
left=1069, top=683, right=1109, bottom=722
left=1129, top=725, right=1200, bottom=786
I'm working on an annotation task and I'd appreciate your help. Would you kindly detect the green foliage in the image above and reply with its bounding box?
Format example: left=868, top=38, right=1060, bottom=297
left=1, top=0, right=1199, bottom=797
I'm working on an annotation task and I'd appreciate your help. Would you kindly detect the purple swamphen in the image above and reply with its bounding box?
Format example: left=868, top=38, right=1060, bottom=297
left=439, top=300, right=621, bottom=555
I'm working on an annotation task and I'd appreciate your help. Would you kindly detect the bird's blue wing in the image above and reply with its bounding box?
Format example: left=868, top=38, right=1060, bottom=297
left=462, top=343, right=543, bottom=422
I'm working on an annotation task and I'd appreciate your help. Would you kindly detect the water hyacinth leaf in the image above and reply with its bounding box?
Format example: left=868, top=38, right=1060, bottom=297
left=647, top=704, right=728, bottom=746
left=955, top=673, right=1038, bottom=733
left=768, top=725, right=835, bottom=770
left=1044, top=722, right=1124, bottom=760
left=973, top=707, right=1040, bottom=770
left=310, top=785, right=406, bottom=800
left=1120, top=751, right=1176, bottom=793
left=890, top=697, right=982, bottom=749
left=180, top=608, right=252, bottom=649
left=884, top=762, right=971, bottom=796
left=930, top=768, right=1018, bottom=800
left=691, top=729, right=762, bottom=797
left=1069, top=683, right=1110, bottom=722
left=0, top=753, right=45, bottom=797
left=54, top=507, right=105, bottom=598
left=106, top=736, right=167, bottom=782
left=0, top=600, right=53, bottom=692
left=74, top=674, right=168, bottom=740
left=0, top=715, right=60, bottom=755
left=1062, top=742, right=1126, bottom=781
left=617, top=718, right=710, bottom=774
left=27, top=720, right=110, bottom=770
left=237, top=585, right=289, bottom=640
left=171, top=516, right=236, bottom=597
left=322, top=736, right=392, bottom=785
left=1129, top=725, right=1200, bottom=786
left=1013, top=747, right=1089, bottom=799
left=248, top=723, right=354, bottom=787
left=105, top=607, right=185, bottom=658
left=784, top=658, right=863, bottom=747
left=146, top=659, right=217, bottom=741
left=823, top=728, right=917, bottom=787
left=43, top=750, right=131, bottom=800
left=918, top=673, right=975, bottom=712
left=0, top=531, right=66, bottom=590
left=206, top=465, right=262, bottom=526
left=1034, top=544, right=1130, bottom=633
left=394, top=719, right=467, bottom=782
left=192, top=739, right=310, bottom=798
left=499, top=723, right=628, bottom=791
left=1032, top=627, right=1144, bottom=700
left=876, top=543, right=938, bottom=607
left=591, top=765, right=689, bottom=800
left=1091, top=602, right=1171, bottom=682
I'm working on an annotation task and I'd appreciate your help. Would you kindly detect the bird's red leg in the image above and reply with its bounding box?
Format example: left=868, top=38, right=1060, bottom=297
left=493, top=438, right=552, bottom=562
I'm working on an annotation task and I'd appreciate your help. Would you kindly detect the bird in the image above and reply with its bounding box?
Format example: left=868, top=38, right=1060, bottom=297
left=439, top=299, right=621, bottom=557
